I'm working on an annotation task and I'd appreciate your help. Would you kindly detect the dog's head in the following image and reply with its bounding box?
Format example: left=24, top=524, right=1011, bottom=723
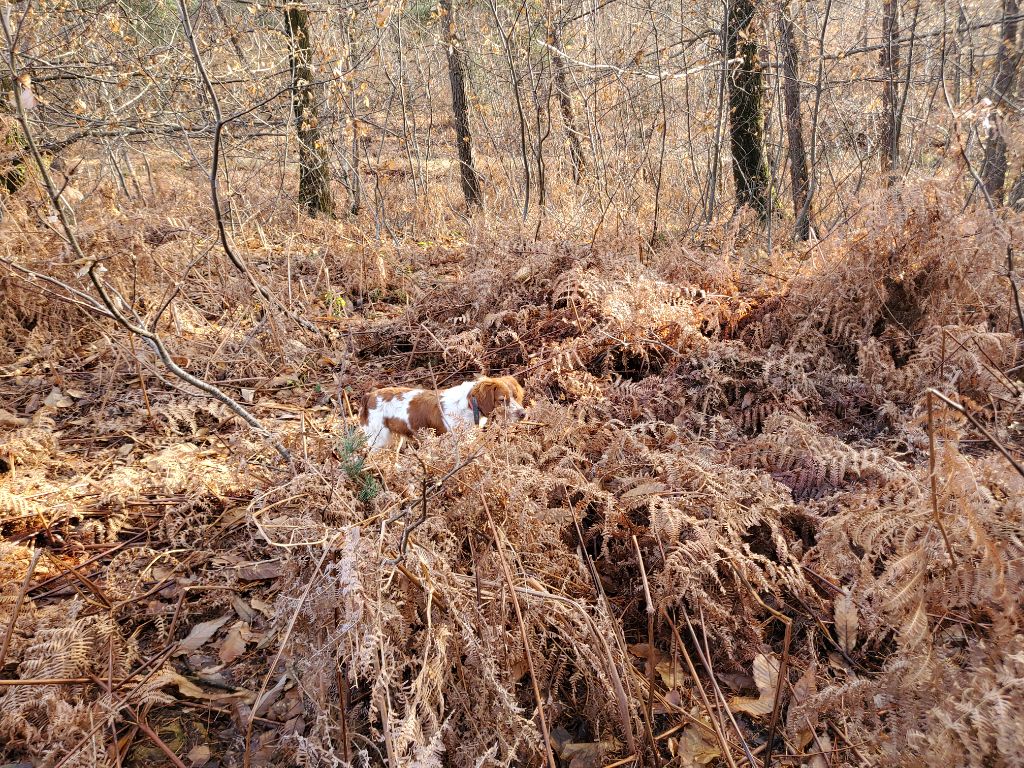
left=469, top=376, right=527, bottom=421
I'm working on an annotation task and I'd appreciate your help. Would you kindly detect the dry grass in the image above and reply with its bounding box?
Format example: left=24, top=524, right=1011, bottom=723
left=1, top=153, right=1023, bottom=768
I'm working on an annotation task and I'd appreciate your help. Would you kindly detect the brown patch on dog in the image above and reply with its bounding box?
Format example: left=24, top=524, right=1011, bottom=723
left=360, top=386, right=413, bottom=426
left=359, top=392, right=372, bottom=425
left=383, top=416, right=414, bottom=437
left=408, top=391, right=447, bottom=433
left=468, top=380, right=498, bottom=416
left=497, top=376, right=525, bottom=404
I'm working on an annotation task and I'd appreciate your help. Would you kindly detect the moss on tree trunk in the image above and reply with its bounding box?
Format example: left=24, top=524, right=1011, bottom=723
left=727, top=0, right=773, bottom=217
left=285, top=3, right=334, bottom=217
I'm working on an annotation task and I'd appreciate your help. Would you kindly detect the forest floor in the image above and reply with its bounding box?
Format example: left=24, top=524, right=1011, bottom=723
left=1, top=158, right=1023, bottom=767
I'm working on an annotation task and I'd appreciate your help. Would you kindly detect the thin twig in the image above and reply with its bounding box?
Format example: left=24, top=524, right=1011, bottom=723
left=658, top=606, right=740, bottom=768
left=683, top=607, right=758, bottom=767
left=480, top=494, right=558, bottom=768
left=763, top=621, right=792, bottom=768
left=0, top=548, right=41, bottom=672
left=925, top=391, right=959, bottom=565
left=243, top=533, right=340, bottom=768
left=631, top=536, right=662, bottom=767
left=928, top=388, right=1024, bottom=479
left=175, top=0, right=322, bottom=338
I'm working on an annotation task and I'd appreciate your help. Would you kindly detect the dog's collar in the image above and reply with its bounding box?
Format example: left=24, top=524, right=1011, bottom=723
left=471, top=396, right=481, bottom=425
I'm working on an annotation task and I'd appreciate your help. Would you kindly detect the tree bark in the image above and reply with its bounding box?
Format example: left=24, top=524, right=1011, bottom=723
left=440, top=0, right=482, bottom=208
left=726, top=0, right=773, bottom=216
left=879, top=0, right=900, bottom=177
left=779, top=4, right=811, bottom=239
left=285, top=2, right=334, bottom=217
left=549, top=24, right=585, bottom=183
left=1, top=76, right=29, bottom=197
left=981, top=0, right=1020, bottom=204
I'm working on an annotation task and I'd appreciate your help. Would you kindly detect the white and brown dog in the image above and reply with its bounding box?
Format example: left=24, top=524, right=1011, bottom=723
left=359, top=375, right=526, bottom=451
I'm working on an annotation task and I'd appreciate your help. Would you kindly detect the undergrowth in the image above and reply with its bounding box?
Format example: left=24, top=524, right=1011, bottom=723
left=1, top=161, right=1023, bottom=767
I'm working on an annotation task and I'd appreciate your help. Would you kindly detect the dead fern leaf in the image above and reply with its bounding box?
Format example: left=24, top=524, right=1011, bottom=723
left=620, top=481, right=668, bottom=500
left=900, top=600, right=929, bottom=649
left=834, top=591, right=859, bottom=654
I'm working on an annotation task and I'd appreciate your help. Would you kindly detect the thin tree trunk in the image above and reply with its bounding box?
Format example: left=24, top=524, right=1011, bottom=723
left=706, top=0, right=730, bottom=222
left=1, top=75, right=29, bottom=198
left=549, top=23, right=585, bottom=183
left=285, top=2, right=334, bottom=216
left=440, top=0, right=482, bottom=208
left=981, top=0, right=1020, bottom=203
left=880, top=0, right=900, bottom=178
left=727, top=0, right=773, bottom=216
left=779, top=4, right=811, bottom=239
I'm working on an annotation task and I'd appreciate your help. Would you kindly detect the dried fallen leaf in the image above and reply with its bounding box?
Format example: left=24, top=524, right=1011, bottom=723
left=188, top=744, right=211, bottom=767
left=163, top=670, right=254, bottom=703
left=674, top=723, right=721, bottom=767
left=237, top=560, right=283, bottom=581
left=834, top=591, right=858, bottom=654
left=807, top=731, right=833, bottom=768
left=175, top=615, right=230, bottom=655
left=729, top=653, right=781, bottom=716
left=43, top=387, right=74, bottom=408
left=250, top=597, right=275, bottom=618
left=788, top=661, right=818, bottom=749
left=656, top=659, right=687, bottom=689
left=232, top=595, right=256, bottom=622
left=0, top=408, right=28, bottom=427
left=627, top=642, right=666, bottom=664
left=560, top=739, right=619, bottom=768
left=219, top=621, right=255, bottom=664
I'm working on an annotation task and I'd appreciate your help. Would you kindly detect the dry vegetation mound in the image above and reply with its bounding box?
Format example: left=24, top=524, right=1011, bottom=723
left=1, top=173, right=1023, bottom=767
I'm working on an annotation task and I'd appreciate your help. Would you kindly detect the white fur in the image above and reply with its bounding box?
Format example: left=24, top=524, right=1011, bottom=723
left=438, top=380, right=479, bottom=431
left=361, top=389, right=417, bottom=451
left=361, top=378, right=526, bottom=452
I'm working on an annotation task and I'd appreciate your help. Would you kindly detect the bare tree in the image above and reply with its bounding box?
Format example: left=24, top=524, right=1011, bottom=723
left=440, top=0, right=482, bottom=208
left=548, top=21, right=585, bottom=183
left=285, top=1, right=334, bottom=216
left=779, top=3, right=811, bottom=239
left=727, top=0, right=773, bottom=215
left=879, top=0, right=900, bottom=177
left=981, top=0, right=1020, bottom=203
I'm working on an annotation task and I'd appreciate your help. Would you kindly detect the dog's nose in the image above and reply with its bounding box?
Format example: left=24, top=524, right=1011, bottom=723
left=511, top=406, right=527, bottom=421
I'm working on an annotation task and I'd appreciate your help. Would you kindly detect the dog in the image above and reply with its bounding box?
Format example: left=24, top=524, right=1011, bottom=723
left=359, top=375, right=526, bottom=451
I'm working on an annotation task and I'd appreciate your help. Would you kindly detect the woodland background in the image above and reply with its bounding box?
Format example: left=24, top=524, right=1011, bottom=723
left=1, top=0, right=1023, bottom=764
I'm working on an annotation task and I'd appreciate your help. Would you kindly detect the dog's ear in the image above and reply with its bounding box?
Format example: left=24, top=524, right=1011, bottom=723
left=469, top=380, right=498, bottom=415
left=498, top=376, right=525, bottom=404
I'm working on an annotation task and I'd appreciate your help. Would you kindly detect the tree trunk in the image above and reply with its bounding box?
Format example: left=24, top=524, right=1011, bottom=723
left=440, top=0, right=482, bottom=208
left=779, top=4, right=811, bottom=240
left=1, top=75, right=29, bottom=198
left=549, top=24, right=585, bottom=183
left=879, top=0, right=900, bottom=177
left=726, top=0, right=773, bottom=216
left=285, top=2, right=334, bottom=217
left=981, top=0, right=1020, bottom=204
